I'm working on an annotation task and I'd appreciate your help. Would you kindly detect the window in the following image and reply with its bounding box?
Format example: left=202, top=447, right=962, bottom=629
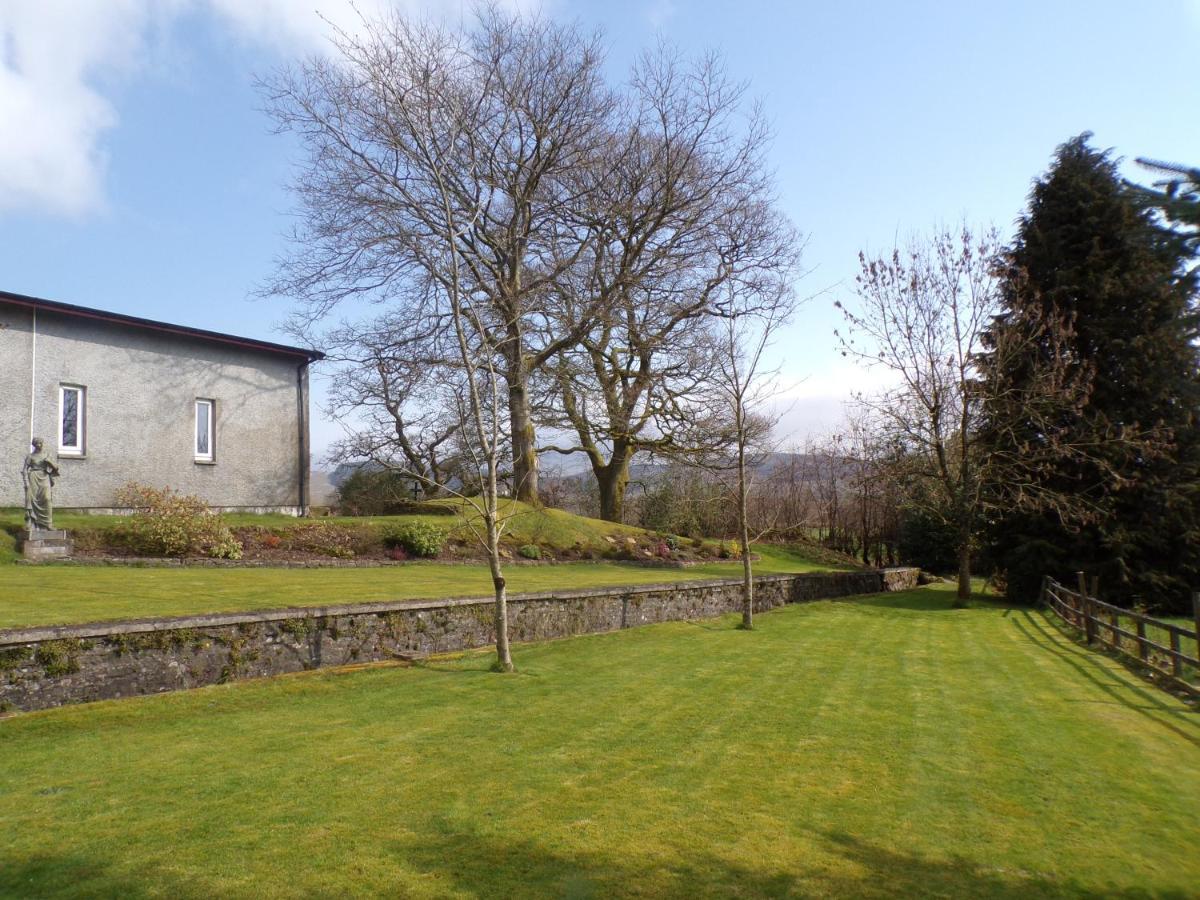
left=59, top=385, right=85, bottom=456
left=195, top=399, right=215, bottom=462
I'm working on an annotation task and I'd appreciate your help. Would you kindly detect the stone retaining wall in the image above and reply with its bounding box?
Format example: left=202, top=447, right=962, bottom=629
left=19, top=556, right=702, bottom=569
left=0, top=568, right=918, bottom=713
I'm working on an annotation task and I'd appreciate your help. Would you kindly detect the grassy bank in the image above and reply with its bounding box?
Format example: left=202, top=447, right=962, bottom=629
left=0, top=501, right=709, bottom=565
left=0, top=545, right=831, bottom=630
left=1, top=584, right=1197, bottom=897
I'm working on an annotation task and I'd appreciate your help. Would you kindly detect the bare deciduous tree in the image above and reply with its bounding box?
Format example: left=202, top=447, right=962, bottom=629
left=837, top=225, right=1119, bottom=605
left=321, top=309, right=464, bottom=495
left=263, top=7, right=616, bottom=506
left=534, top=46, right=801, bottom=522
left=838, top=407, right=902, bottom=567
left=836, top=226, right=1006, bottom=604
left=264, top=9, right=556, bottom=670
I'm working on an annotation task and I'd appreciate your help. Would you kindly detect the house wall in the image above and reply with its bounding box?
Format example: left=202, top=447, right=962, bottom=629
left=0, top=300, right=308, bottom=511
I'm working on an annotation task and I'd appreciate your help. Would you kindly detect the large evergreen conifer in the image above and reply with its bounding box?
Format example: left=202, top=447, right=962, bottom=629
left=982, top=135, right=1200, bottom=613
left=1128, top=158, right=1200, bottom=254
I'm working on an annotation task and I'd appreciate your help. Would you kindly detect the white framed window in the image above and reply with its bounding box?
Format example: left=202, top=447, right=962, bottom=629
left=195, top=399, right=215, bottom=462
left=59, top=384, right=86, bottom=456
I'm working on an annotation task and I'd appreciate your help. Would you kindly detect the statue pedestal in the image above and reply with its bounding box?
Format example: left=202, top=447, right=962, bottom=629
left=18, top=529, right=73, bottom=561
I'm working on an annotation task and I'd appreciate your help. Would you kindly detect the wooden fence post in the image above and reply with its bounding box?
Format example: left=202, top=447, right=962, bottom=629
left=1088, top=576, right=1106, bottom=646
left=1076, top=571, right=1094, bottom=642
left=1193, top=592, right=1200, bottom=662
left=1044, top=576, right=1197, bottom=687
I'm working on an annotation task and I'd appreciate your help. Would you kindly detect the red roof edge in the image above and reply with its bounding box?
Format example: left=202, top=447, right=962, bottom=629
left=0, top=289, right=325, bottom=362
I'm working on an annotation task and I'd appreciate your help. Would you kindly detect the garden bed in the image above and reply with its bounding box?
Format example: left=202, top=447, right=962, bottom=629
left=4, top=500, right=742, bottom=567
left=21, top=553, right=752, bottom=569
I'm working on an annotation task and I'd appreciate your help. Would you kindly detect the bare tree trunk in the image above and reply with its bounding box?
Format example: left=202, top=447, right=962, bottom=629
left=738, top=440, right=754, bottom=630
left=482, top=416, right=514, bottom=670
left=955, top=530, right=971, bottom=607
left=488, top=545, right=513, bottom=671
left=508, top=378, right=540, bottom=506
left=594, top=447, right=632, bottom=523
left=740, top=526, right=753, bottom=629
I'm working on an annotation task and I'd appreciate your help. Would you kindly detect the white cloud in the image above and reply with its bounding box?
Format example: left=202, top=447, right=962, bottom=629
left=206, top=0, right=545, bottom=49
left=0, top=0, right=173, bottom=217
left=0, top=0, right=542, bottom=220
left=204, top=0, right=390, bottom=52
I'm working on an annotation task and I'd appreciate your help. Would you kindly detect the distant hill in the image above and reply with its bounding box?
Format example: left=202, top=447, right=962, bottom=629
left=309, top=470, right=338, bottom=507
left=321, top=451, right=858, bottom=505
left=545, top=451, right=857, bottom=490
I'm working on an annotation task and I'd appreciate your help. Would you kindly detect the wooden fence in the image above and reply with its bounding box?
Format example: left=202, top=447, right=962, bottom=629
left=1042, top=574, right=1200, bottom=692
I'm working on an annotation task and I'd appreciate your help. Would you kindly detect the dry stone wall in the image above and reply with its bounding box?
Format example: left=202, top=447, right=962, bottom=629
left=0, top=568, right=918, bottom=713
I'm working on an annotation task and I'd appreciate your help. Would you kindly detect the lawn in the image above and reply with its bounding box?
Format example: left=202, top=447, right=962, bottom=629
left=0, top=545, right=829, bottom=630
left=1, top=584, right=1197, bottom=898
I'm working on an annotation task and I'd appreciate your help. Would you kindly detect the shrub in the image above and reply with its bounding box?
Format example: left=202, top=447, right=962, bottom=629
left=517, top=544, right=541, bottom=560
left=388, top=546, right=409, bottom=562
left=207, top=534, right=244, bottom=560
left=383, top=522, right=445, bottom=558
left=273, top=523, right=376, bottom=558
left=336, top=469, right=416, bottom=516
left=113, top=483, right=243, bottom=559
left=662, top=534, right=681, bottom=551
left=335, top=469, right=457, bottom=516
left=654, top=541, right=672, bottom=559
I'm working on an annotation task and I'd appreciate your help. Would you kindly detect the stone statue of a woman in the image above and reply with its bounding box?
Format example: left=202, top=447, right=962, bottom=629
left=22, top=438, right=61, bottom=531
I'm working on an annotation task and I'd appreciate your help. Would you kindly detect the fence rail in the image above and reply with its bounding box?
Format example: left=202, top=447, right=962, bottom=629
left=1041, top=574, right=1200, bottom=691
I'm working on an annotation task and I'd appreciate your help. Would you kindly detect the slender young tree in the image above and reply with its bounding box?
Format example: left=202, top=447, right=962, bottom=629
left=837, top=227, right=1002, bottom=604
left=265, top=10, right=533, bottom=669
left=706, top=285, right=796, bottom=629
left=838, top=225, right=1099, bottom=604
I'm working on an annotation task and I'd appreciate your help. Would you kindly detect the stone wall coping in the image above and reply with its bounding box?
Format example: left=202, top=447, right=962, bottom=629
left=0, top=568, right=915, bottom=646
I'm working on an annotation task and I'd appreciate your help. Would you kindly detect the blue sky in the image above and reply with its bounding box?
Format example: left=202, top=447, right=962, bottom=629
left=2, top=0, right=1198, bottom=460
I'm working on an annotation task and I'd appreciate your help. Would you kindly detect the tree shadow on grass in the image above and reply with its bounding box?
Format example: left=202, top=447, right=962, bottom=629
left=382, top=824, right=1160, bottom=899
left=1013, top=611, right=1200, bottom=748
left=839, top=586, right=1006, bottom=614
left=680, top=618, right=736, bottom=632
left=2, top=824, right=1178, bottom=898
left=410, top=657, right=543, bottom=681
left=0, top=854, right=212, bottom=900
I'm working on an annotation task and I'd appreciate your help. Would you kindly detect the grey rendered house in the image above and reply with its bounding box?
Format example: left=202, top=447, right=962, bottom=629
left=0, top=290, right=323, bottom=514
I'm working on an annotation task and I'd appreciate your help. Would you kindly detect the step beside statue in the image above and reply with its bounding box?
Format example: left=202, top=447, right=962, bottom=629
left=19, top=437, right=71, bottom=559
